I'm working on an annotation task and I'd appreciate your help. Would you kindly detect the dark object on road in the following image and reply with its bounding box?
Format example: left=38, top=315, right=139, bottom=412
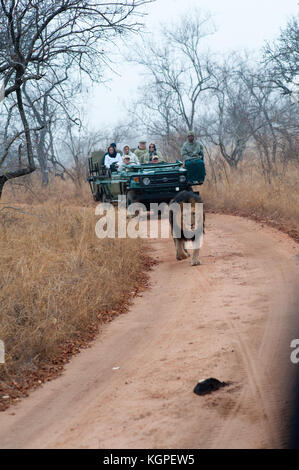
left=193, top=378, right=227, bottom=396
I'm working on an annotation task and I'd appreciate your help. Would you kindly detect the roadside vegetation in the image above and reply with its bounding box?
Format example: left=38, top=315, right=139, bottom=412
left=0, top=178, right=150, bottom=409
left=202, top=159, right=299, bottom=241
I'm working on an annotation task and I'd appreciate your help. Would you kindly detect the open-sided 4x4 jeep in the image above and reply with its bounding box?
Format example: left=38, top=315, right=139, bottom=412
left=87, top=153, right=205, bottom=207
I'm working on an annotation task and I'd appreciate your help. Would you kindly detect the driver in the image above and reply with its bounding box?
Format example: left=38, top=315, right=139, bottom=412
left=104, top=145, right=123, bottom=171
left=181, top=131, right=204, bottom=162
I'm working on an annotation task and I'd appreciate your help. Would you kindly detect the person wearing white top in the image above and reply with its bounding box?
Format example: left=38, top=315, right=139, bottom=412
left=104, top=145, right=123, bottom=171
left=123, top=145, right=140, bottom=165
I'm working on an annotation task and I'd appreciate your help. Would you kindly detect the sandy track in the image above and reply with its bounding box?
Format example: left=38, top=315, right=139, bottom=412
left=0, top=214, right=298, bottom=449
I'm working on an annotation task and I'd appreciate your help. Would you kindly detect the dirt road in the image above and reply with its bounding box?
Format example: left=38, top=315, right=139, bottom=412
left=0, top=214, right=298, bottom=449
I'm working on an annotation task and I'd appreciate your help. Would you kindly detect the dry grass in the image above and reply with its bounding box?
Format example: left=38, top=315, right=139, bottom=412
left=3, top=173, right=92, bottom=206
left=202, top=160, right=299, bottom=240
left=0, top=175, right=148, bottom=387
left=1, top=160, right=298, bottom=395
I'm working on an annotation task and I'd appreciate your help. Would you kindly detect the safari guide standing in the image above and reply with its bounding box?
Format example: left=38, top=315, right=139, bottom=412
left=181, top=131, right=204, bottom=162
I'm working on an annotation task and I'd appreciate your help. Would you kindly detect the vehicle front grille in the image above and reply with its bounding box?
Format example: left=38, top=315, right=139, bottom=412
left=145, top=173, right=180, bottom=186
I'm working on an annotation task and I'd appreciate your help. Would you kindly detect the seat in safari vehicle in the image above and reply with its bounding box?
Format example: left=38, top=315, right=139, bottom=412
left=184, top=157, right=206, bottom=185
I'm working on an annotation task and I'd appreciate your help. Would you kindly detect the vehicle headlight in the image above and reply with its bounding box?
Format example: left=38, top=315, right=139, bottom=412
left=143, top=177, right=151, bottom=186
left=179, top=175, right=186, bottom=183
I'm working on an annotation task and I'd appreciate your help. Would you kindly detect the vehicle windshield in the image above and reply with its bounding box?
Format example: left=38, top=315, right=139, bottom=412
left=136, top=161, right=181, bottom=169
left=120, top=160, right=183, bottom=174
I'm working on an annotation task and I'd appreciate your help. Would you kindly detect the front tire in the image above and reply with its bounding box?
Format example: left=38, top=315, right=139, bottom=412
left=126, top=190, right=136, bottom=208
left=93, top=188, right=102, bottom=202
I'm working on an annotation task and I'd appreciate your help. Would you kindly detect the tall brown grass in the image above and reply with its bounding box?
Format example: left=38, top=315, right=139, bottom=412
left=202, top=160, right=299, bottom=239
left=2, top=173, right=92, bottom=206
left=0, top=175, right=146, bottom=385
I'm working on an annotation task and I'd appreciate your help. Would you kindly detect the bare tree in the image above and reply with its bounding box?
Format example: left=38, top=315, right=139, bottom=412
left=130, top=11, right=216, bottom=152
left=22, top=68, right=76, bottom=185
left=59, top=122, right=103, bottom=188
left=263, top=16, right=299, bottom=97
left=198, top=58, right=260, bottom=169
left=236, top=58, right=298, bottom=180
left=109, top=121, right=136, bottom=150
left=0, top=0, right=154, bottom=197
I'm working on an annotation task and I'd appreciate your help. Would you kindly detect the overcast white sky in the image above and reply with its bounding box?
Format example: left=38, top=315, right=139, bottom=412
left=85, top=0, right=298, bottom=137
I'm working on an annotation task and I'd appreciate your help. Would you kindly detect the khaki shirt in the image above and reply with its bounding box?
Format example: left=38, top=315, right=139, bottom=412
left=135, top=148, right=149, bottom=164
left=181, top=140, right=204, bottom=161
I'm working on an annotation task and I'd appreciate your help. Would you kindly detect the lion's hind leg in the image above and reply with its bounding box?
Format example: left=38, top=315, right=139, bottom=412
left=174, top=238, right=189, bottom=261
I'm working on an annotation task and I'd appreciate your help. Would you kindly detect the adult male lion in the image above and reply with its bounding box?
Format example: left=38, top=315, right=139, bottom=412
left=169, top=191, right=204, bottom=266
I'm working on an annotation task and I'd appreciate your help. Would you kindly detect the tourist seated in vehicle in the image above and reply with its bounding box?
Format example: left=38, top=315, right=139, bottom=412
left=104, top=145, right=123, bottom=171
left=148, top=143, right=163, bottom=162
left=103, top=142, right=117, bottom=159
left=150, top=155, right=160, bottom=164
left=123, top=155, right=135, bottom=169
left=134, top=138, right=149, bottom=164
left=123, top=145, right=140, bottom=165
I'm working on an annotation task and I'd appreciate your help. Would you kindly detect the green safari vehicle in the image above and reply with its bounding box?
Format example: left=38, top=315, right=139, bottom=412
left=87, top=154, right=205, bottom=207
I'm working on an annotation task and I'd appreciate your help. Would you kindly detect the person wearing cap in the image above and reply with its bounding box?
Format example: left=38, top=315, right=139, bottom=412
left=150, top=155, right=160, bottom=164
left=181, top=131, right=204, bottom=162
left=123, top=155, right=131, bottom=167
left=148, top=143, right=163, bottom=162
left=134, top=138, right=149, bottom=164
left=123, top=145, right=140, bottom=165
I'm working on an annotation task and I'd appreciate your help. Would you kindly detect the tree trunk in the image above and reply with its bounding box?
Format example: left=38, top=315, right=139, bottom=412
left=0, top=167, right=35, bottom=199
left=16, top=81, right=35, bottom=172
left=0, top=78, right=37, bottom=199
